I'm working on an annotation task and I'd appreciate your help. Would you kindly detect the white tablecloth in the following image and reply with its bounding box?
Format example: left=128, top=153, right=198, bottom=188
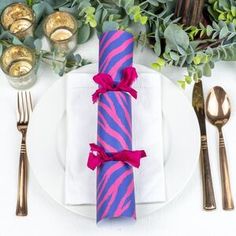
left=0, top=35, right=236, bottom=236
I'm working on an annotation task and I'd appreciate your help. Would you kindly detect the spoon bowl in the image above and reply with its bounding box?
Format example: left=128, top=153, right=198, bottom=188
left=206, top=86, right=231, bottom=129
left=206, top=86, right=234, bottom=210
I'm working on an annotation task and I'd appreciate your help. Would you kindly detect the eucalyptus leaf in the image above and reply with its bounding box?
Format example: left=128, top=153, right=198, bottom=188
left=77, top=24, right=91, bottom=44
left=59, top=6, right=78, bottom=14
left=170, top=51, right=180, bottom=61
left=206, top=25, right=214, bottom=36
left=118, top=0, right=134, bottom=10
left=12, top=36, right=22, bottom=45
left=44, top=0, right=69, bottom=9
left=147, top=0, right=160, bottom=7
left=33, top=3, right=46, bottom=23
left=203, top=63, right=212, bottom=77
left=77, top=0, right=91, bottom=14
left=164, top=24, right=189, bottom=52
left=219, top=25, right=229, bottom=38
left=154, top=40, right=161, bottom=56
left=102, top=21, right=119, bottom=32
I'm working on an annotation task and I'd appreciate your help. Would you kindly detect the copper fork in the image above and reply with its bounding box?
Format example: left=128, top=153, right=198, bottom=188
left=16, top=91, right=33, bottom=216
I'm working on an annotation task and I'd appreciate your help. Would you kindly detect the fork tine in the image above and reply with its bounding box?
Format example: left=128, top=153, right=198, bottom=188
left=17, top=92, right=21, bottom=122
left=28, top=91, right=33, bottom=113
left=25, top=91, right=29, bottom=123
left=21, top=92, right=25, bottom=124
left=18, top=92, right=25, bottom=123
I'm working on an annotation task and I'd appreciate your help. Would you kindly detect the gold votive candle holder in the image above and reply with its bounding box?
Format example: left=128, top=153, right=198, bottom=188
left=43, top=11, right=78, bottom=55
left=1, top=3, right=35, bottom=39
left=0, top=45, right=37, bottom=89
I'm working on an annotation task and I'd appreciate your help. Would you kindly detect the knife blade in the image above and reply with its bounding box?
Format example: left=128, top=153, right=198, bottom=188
left=192, top=80, right=216, bottom=210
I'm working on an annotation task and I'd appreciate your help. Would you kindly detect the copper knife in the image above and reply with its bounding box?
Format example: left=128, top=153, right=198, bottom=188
left=192, top=80, right=216, bottom=210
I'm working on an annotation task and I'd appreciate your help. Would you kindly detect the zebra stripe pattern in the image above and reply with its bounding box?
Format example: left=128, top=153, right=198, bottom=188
left=96, top=30, right=136, bottom=222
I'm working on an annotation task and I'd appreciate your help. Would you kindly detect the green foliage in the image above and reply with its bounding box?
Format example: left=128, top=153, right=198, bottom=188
left=164, top=24, right=190, bottom=52
left=151, top=57, right=166, bottom=70
left=208, top=0, right=236, bottom=24
left=129, top=6, right=148, bottom=25
left=84, top=6, right=97, bottom=27
left=0, top=0, right=236, bottom=83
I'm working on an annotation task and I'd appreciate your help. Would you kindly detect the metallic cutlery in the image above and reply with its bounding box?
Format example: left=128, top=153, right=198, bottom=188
left=16, top=91, right=33, bottom=216
left=192, top=81, right=216, bottom=210
left=206, top=86, right=234, bottom=210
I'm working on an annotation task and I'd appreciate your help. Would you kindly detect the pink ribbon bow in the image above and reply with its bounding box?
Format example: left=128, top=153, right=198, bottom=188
left=87, top=143, right=147, bottom=170
left=92, top=66, right=138, bottom=103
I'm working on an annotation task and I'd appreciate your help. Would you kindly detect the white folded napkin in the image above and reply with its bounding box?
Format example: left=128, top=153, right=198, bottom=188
left=65, top=69, right=166, bottom=205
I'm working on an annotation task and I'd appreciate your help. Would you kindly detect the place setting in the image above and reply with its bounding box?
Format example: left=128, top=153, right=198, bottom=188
left=0, top=0, right=235, bottom=228
left=26, top=32, right=201, bottom=221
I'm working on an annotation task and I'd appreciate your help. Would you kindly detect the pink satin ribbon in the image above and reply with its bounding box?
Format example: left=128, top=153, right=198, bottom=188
left=92, top=66, right=138, bottom=103
left=87, top=143, right=147, bottom=170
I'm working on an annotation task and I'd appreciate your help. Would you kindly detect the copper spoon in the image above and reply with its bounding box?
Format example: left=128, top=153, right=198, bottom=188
left=206, top=86, right=234, bottom=210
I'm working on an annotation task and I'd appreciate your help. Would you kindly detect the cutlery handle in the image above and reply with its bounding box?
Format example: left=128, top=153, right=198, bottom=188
left=219, top=130, right=234, bottom=210
left=16, top=138, right=28, bottom=216
left=200, top=135, right=216, bottom=210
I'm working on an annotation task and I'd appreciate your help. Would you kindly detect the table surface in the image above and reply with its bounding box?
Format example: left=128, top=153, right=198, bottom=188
left=0, top=35, right=236, bottom=236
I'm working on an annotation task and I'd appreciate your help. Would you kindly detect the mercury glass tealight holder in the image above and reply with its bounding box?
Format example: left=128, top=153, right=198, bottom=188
left=43, top=11, right=78, bottom=56
left=0, top=45, right=37, bottom=90
left=1, top=3, right=35, bottom=39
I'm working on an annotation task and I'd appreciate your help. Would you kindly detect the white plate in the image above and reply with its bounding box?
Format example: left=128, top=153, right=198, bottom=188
left=27, top=64, right=200, bottom=219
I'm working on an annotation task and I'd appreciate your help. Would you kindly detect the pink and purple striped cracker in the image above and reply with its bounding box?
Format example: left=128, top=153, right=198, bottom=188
left=96, top=30, right=136, bottom=222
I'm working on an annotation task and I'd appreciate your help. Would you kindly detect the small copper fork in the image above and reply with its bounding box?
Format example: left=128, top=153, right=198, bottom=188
left=16, top=91, right=33, bottom=216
